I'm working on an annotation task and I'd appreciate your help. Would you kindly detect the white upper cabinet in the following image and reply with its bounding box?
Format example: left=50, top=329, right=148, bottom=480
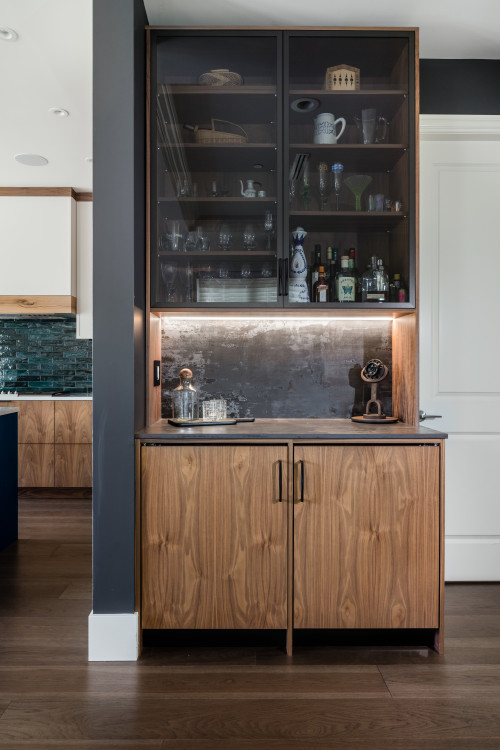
left=0, top=190, right=77, bottom=312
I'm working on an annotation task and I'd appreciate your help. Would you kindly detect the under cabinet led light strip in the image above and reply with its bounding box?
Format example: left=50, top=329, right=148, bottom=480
left=161, top=315, right=395, bottom=322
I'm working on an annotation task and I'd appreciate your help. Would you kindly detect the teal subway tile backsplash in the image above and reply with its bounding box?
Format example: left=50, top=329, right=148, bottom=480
left=0, top=316, right=92, bottom=393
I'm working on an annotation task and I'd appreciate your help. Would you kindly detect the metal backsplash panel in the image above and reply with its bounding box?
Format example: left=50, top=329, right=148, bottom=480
left=161, top=319, right=392, bottom=419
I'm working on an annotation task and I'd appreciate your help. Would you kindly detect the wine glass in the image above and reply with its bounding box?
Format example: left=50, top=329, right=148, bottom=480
left=243, top=224, right=257, bottom=252
left=263, top=211, right=274, bottom=250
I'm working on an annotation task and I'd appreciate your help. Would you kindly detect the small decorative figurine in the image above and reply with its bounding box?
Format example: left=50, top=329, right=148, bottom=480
left=288, top=227, right=310, bottom=303
left=351, top=358, right=398, bottom=423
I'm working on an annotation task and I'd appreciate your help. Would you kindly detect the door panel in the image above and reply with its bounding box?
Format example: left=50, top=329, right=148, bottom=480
left=55, top=401, right=92, bottom=443
left=12, top=401, right=54, bottom=443
left=420, top=121, right=500, bottom=579
left=55, top=444, right=92, bottom=487
left=293, top=444, right=440, bottom=629
left=18, top=444, right=54, bottom=487
left=141, top=444, right=287, bottom=629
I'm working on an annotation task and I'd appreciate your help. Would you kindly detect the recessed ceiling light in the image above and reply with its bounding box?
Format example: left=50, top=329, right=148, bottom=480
left=49, top=107, right=69, bottom=117
left=0, top=27, right=18, bottom=41
left=15, top=154, right=48, bottom=167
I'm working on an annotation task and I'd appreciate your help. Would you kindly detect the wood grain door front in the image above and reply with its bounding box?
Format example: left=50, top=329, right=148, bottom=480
left=18, top=444, right=54, bottom=487
left=55, top=401, right=92, bottom=443
left=141, top=444, right=288, bottom=630
left=11, top=401, right=54, bottom=443
left=293, top=445, right=440, bottom=629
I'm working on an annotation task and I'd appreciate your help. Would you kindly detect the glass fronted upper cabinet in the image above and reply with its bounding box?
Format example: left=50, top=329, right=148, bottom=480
left=285, top=31, right=415, bottom=308
left=150, top=31, right=282, bottom=309
left=149, top=29, right=416, bottom=311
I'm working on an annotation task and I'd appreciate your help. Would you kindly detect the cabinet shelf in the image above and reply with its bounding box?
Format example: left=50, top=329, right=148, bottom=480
left=289, top=89, right=407, bottom=119
left=158, top=197, right=277, bottom=218
left=158, top=250, right=276, bottom=257
left=290, top=210, right=405, bottom=231
left=289, top=144, right=407, bottom=171
left=159, top=143, right=277, bottom=171
left=164, top=88, right=277, bottom=122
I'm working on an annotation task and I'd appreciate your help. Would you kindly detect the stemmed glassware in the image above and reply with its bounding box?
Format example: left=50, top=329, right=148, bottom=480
left=263, top=211, right=274, bottom=250
left=331, top=163, right=344, bottom=211
left=344, top=174, right=373, bottom=211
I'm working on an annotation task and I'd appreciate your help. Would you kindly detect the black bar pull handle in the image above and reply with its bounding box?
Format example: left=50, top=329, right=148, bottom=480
left=275, top=460, right=283, bottom=502
left=278, top=258, right=283, bottom=296
left=294, top=460, right=305, bottom=503
left=284, top=258, right=289, bottom=296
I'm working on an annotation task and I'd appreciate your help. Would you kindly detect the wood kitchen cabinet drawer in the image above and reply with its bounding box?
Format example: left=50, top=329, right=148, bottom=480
left=141, top=444, right=288, bottom=630
left=18, top=444, right=55, bottom=487
left=55, top=401, right=92, bottom=443
left=55, top=444, right=92, bottom=487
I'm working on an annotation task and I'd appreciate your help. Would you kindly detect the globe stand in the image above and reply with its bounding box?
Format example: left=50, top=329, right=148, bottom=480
left=351, top=358, right=399, bottom=424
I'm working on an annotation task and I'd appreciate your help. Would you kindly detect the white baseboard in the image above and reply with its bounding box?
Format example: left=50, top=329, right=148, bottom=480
left=445, top=537, right=500, bottom=581
left=88, top=611, right=139, bottom=661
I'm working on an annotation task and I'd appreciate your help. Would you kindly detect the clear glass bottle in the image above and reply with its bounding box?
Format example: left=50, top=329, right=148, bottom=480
left=336, top=256, right=356, bottom=303
left=361, top=256, right=378, bottom=301
left=172, top=368, right=199, bottom=420
left=375, top=259, right=389, bottom=301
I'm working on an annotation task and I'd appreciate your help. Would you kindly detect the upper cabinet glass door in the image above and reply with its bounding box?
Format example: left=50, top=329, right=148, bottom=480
left=285, top=32, right=415, bottom=308
left=151, top=32, right=282, bottom=309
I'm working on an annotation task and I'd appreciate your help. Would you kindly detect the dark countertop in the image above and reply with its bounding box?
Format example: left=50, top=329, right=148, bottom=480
left=0, top=408, right=19, bottom=417
left=136, top=418, right=447, bottom=441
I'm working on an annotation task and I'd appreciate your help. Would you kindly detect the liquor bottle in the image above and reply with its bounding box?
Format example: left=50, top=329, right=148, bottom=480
left=361, top=256, right=378, bottom=302
left=375, top=259, right=389, bottom=301
left=172, top=368, right=199, bottom=420
left=310, top=244, right=322, bottom=299
left=327, top=247, right=338, bottom=301
left=349, top=247, right=360, bottom=298
left=313, top=266, right=329, bottom=302
left=325, top=246, right=333, bottom=283
left=348, top=257, right=359, bottom=301
left=336, top=256, right=356, bottom=303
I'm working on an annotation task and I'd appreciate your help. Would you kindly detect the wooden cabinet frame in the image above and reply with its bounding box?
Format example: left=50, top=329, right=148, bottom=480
left=136, top=436, right=445, bottom=655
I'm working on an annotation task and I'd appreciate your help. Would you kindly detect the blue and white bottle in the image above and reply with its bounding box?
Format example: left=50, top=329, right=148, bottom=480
left=288, top=227, right=310, bottom=303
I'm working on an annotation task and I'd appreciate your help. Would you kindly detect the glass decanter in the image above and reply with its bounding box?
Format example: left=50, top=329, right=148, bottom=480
left=172, top=368, right=199, bottom=420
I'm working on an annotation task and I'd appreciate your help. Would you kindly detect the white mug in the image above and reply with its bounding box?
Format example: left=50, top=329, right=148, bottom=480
left=313, top=112, right=346, bottom=144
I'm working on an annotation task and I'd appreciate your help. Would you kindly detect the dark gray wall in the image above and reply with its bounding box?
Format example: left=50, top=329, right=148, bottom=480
left=162, top=320, right=393, bottom=420
left=420, top=59, right=500, bottom=114
left=92, top=0, right=147, bottom=614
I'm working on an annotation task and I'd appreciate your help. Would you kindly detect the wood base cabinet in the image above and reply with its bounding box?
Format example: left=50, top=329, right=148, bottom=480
left=139, top=438, right=444, bottom=650
left=293, top=444, right=440, bottom=629
left=141, top=444, right=288, bottom=630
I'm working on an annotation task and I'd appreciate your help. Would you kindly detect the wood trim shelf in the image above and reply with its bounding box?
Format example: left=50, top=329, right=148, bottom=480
left=164, top=85, right=277, bottom=95
left=0, top=188, right=92, bottom=201
left=158, top=250, right=276, bottom=257
left=289, top=88, right=408, bottom=96
left=0, top=296, right=77, bottom=314
left=159, top=196, right=277, bottom=203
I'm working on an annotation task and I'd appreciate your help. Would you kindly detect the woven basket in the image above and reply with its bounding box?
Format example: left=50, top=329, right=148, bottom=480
left=198, top=69, right=243, bottom=86
left=194, top=119, right=248, bottom=144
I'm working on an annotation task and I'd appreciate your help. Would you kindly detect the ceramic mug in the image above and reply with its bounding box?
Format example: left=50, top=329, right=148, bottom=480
left=313, top=112, right=346, bottom=144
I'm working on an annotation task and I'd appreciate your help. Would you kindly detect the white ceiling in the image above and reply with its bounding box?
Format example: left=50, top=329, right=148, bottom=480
left=0, top=0, right=499, bottom=193
left=0, top=0, right=92, bottom=191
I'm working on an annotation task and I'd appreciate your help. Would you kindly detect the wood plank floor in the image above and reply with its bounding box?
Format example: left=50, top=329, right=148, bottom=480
left=1, top=498, right=500, bottom=748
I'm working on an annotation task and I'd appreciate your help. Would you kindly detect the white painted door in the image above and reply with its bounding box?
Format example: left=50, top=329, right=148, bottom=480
left=420, top=115, right=500, bottom=580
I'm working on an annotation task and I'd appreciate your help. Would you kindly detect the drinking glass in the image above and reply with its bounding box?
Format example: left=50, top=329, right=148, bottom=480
left=243, top=224, right=257, bottom=251
left=264, top=211, right=274, bottom=250
left=217, top=223, right=232, bottom=251
left=331, top=163, right=344, bottom=211
left=318, top=162, right=330, bottom=210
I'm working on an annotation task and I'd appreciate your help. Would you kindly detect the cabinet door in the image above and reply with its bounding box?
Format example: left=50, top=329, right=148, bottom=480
left=55, top=444, right=92, bottom=487
left=18, top=444, right=54, bottom=487
left=294, top=444, right=440, bottom=629
left=150, top=31, right=282, bottom=310
left=55, top=401, right=92, bottom=443
left=141, top=444, right=287, bottom=629
left=285, top=31, right=415, bottom=310
left=13, top=401, right=54, bottom=444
